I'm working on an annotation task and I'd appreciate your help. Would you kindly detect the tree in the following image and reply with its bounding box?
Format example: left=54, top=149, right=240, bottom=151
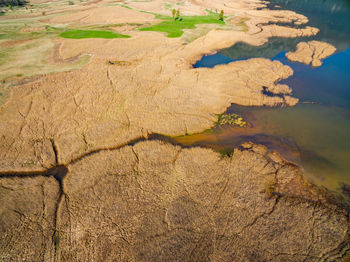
left=172, top=8, right=176, bottom=18
left=175, top=9, right=180, bottom=20
left=219, top=9, right=224, bottom=21
left=0, top=0, right=27, bottom=7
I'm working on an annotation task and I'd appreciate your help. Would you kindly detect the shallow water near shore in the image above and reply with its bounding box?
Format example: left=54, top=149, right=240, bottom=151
left=175, top=103, right=350, bottom=192
left=187, top=0, right=350, bottom=195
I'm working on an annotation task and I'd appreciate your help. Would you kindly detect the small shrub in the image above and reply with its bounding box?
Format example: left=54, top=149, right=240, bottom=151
left=0, top=0, right=27, bottom=7
left=216, top=113, right=247, bottom=127
left=175, top=9, right=180, bottom=19
left=219, top=10, right=224, bottom=21
left=218, top=149, right=233, bottom=158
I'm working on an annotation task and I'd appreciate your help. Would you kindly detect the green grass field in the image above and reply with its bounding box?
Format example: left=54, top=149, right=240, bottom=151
left=140, top=14, right=225, bottom=37
left=60, top=29, right=131, bottom=39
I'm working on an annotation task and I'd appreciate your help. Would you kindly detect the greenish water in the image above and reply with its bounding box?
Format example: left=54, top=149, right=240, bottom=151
left=190, top=0, right=350, bottom=196
left=227, top=103, right=350, bottom=191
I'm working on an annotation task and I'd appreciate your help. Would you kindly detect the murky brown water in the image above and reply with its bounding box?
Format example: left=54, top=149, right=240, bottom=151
left=174, top=103, right=350, bottom=194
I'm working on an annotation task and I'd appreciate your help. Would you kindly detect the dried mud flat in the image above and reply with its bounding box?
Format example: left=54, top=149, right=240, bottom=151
left=0, top=0, right=349, bottom=261
left=286, top=41, right=337, bottom=67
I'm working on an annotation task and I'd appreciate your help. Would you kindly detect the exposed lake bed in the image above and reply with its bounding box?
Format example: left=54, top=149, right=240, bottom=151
left=1, top=0, right=350, bottom=260
left=187, top=0, right=350, bottom=199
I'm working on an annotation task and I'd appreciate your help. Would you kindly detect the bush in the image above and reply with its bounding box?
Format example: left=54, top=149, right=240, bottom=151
left=0, top=0, right=27, bottom=7
left=219, top=10, right=224, bottom=21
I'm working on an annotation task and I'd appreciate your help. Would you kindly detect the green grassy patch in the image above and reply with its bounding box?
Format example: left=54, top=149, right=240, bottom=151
left=140, top=14, right=225, bottom=37
left=60, top=29, right=131, bottom=39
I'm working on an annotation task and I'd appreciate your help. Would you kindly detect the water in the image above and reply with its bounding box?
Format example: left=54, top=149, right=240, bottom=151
left=180, top=0, right=350, bottom=195
left=267, top=0, right=350, bottom=52
left=194, top=37, right=313, bottom=68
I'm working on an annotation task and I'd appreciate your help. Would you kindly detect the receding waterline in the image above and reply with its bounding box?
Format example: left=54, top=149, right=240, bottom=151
left=189, top=0, right=350, bottom=196
left=189, top=42, right=350, bottom=195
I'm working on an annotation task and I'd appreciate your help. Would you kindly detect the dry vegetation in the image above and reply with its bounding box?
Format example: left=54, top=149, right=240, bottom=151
left=1, top=1, right=348, bottom=261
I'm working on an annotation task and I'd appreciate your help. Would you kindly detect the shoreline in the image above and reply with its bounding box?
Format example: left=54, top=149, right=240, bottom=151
left=0, top=0, right=349, bottom=260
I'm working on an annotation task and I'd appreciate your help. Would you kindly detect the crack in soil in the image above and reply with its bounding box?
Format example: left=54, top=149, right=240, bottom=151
left=50, top=138, right=59, bottom=165
left=0, top=133, right=349, bottom=260
left=0, top=135, right=154, bottom=259
left=0, top=165, right=68, bottom=261
left=0, top=133, right=201, bottom=258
